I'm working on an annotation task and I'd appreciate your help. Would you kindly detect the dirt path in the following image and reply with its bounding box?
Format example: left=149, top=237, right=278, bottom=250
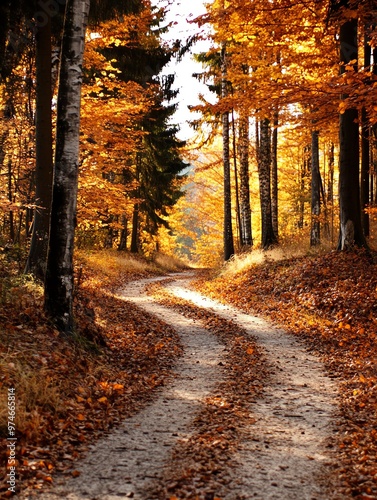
left=165, top=277, right=339, bottom=499
left=20, top=273, right=340, bottom=499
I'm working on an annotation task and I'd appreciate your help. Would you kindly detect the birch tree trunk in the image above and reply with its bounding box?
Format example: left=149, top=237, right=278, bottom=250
left=239, top=112, right=252, bottom=248
left=25, top=14, right=53, bottom=280
left=221, top=44, right=234, bottom=261
left=257, top=118, right=277, bottom=250
left=44, top=0, right=90, bottom=334
left=310, top=130, right=320, bottom=246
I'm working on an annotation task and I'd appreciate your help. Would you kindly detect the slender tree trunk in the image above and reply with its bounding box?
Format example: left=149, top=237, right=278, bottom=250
left=257, top=118, right=277, bottom=249
left=371, top=146, right=374, bottom=206
left=130, top=204, right=139, bottom=253
left=25, top=14, right=53, bottom=280
left=118, top=215, right=128, bottom=251
left=44, top=0, right=90, bottom=334
left=361, top=108, right=370, bottom=237
left=310, top=130, right=321, bottom=246
left=271, top=109, right=279, bottom=240
left=239, top=112, right=252, bottom=248
left=298, top=146, right=310, bottom=230
left=337, top=19, right=367, bottom=250
left=221, top=44, right=234, bottom=261
left=361, top=32, right=371, bottom=237
left=231, top=109, right=242, bottom=249
left=7, top=158, right=15, bottom=242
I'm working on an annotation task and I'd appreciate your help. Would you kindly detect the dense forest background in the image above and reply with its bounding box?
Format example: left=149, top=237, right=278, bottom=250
left=1, top=0, right=377, bottom=281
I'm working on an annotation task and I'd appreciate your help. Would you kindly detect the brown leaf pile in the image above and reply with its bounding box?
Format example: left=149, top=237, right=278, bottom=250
left=0, top=255, right=182, bottom=498
left=195, top=249, right=377, bottom=500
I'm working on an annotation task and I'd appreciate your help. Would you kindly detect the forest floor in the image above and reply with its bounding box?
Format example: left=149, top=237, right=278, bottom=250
left=0, top=248, right=377, bottom=499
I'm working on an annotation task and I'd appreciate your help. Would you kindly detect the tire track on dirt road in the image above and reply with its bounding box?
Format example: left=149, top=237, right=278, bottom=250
left=164, top=275, right=340, bottom=499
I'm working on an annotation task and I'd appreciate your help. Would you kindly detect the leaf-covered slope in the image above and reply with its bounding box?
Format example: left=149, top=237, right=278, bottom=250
left=196, top=249, right=377, bottom=499
left=0, top=251, right=183, bottom=497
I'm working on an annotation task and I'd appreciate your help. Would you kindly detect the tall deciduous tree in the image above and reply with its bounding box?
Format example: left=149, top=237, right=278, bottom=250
left=310, top=129, right=321, bottom=246
left=238, top=111, right=252, bottom=248
left=257, top=118, right=277, bottom=250
left=24, top=14, right=53, bottom=280
left=44, top=0, right=90, bottom=334
left=221, top=44, right=234, bottom=260
left=337, top=14, right=367, bottom=250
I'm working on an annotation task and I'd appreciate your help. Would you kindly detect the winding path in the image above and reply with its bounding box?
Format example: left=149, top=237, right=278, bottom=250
left=21, top=273, right=340, bottom=499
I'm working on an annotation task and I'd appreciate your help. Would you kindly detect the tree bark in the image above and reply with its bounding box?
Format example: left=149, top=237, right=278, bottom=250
left=257, top=118, right=277, bottom=249
left=310, top=130, right=320, bottom=246
left=361, top=107, right=370, bottom=237
left=44, top=0, right=90, bottom=334
left=231, top=109, right=242, bottom=249
left=221, top=44, right=234, bottom=261
left=361, top=33, right=371, bottom=237
left=118, top=215, right=128, bottom=251
left=25, top=14, right=53, bottom=280
left=271, top=109, right=279, bottom=240
left=130, top=204, right=139, bottom=253
left=239, top=112, right=252, bottom=248
left=337, top=18, right=367, bottom=250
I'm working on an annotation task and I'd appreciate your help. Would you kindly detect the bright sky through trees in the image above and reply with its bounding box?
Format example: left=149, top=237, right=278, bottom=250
left=157, top=0, right=212, bottom=140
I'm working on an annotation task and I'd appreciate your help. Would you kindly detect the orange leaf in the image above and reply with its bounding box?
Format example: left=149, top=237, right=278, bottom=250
left=77, top=414, right=86, bottom=421
left=71, top=470, right=81, bottom=478
left=98, top=396, right=108, bottom=404
left=113, top=383, right=124, bottom=390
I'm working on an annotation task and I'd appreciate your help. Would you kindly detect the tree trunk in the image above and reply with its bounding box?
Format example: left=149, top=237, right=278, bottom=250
left=361, top=33, right=371, bottom=237
left=231, top=109, right=242, bottom=249
left=257, top=118, right=277, bottom=249
left=130, top=204, right=139, bottom=253
left=221, top=44, right=234, bottom=261
left=44, top=0, right=90, bottom=334
left=271, top=109, right=279, bottom=240
left=310, top=130, right=321, bottom=246
left=337, top=19, right=367, bottom=250
left=7, top=159, right=14, bottom=242
left=239, top=112, right=252, bottom=248
left=25, top=14, right=53, bottom=280
left=361, top=107, right=370, bottom=237
left=118, top=215, right=128, bottom=251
